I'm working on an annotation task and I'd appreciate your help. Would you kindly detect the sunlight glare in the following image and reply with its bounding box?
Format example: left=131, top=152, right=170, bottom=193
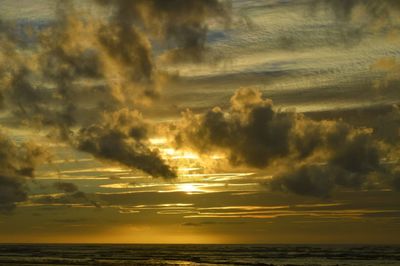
left=178, top=183, right=202, bottom=193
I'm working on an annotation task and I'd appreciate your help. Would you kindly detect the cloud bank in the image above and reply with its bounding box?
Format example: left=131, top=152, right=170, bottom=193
left=176, top=88, right=398, bottom=197
left=0, top=0, right=230, bottom=180
left=0, top=0, right=398, bottom=211
left=0, top=132, right=47, bottom=212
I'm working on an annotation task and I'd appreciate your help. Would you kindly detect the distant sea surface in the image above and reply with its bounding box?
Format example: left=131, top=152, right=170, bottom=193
left=0, top=244, right=399, bottom=266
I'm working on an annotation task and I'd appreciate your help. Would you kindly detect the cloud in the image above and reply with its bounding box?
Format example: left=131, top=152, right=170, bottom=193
left=370, top=58, right=400, bottom=92
left=176, top=88, right=294, bottom=168
left=391, top=171, right=400, bottom=191
left=32, top=191, right=101, bottom=209
left=95, top=0, right=230, bottom=63
left=274, top=121, right=381, bottom=197
left=1, top=0, right=397, bottom=202
left=177, top=88, right=390, bottom=197
left=0, top=0, right=231, bottom=180
left=0, top=132, right=47, bottom=213
left=312, top=0, right=400, bottom=21
left=0, top=175, right=27, bottom=213
left=270, top=163, right=379, bottom=198
left=305, top=0, right=400, bottom=47
left=53, top=182, right=79, bottom=193
left=40, top=180, right=101, bottom=209
left=270, top=165, right=335, bottom=198
left=182, top=221, right=245, bottom=227
left=75, top=109, right=176, bottom=178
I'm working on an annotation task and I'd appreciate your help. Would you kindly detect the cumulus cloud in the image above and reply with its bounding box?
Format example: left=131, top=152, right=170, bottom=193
left=75, top=109, right=176, bottom=178
left=271, top=163, right=380, bottom=198
left=177, top=88, right=390, bottom=197
left=96, top=0, right=230, bottom=63
left=176, top=88, right=294, bottom=168
left=0, top=1, right=229, bottom=179
left=270, top=165, right=336, bottom=198
left=1, top=0, right=397, bottom=203
left=0, top=132, right=47, bottom=212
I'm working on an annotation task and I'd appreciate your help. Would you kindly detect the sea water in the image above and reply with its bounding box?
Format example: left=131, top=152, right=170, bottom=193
left=0, top=244, right=399, bottom=265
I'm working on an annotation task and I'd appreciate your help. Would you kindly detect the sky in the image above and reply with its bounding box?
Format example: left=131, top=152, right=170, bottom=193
left=0, top=0, right=399, bottom=244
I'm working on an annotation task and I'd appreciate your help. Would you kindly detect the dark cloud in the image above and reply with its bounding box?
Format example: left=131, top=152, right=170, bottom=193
left=329, top=132, right=380, bottom=174
left=75, top=109, right=176, bottom=178
left=98, top=23, right=154, bottom=86
left=38, top=176, right=100, bottom=208
left=0, top=132, right=47, bottom=213
left=270, top=165, right=335, bottom=198
left=33, top=191, right=101, bottom=209
left=270, top=164, right=378, bottom=198
left=53, top=182, right=79, bottom=193
left=305, top=104, right=400, bottom=145
left=368, top=104, right=400, bottom=145
left=35, top=9, right=117, bottom=130
left=177, top=88, right=389, bottom=197
left=96, top=0, right=230, bottom=63
left=392, top=171, right=400, bottom=191
left=31, top=12, right=164, bottom=175
left=0, top=0, right=231, bottom=180
left=177, top=88, right=294, bottom=168
left=275, top=120, right=381, bottom=197
left=1, top=0, right=397, bottom=203
left=0, top=175, right=27, bottom=213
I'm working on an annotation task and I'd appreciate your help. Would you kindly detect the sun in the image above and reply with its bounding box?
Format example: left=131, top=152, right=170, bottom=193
left=178, top=183, right=202, bottom=193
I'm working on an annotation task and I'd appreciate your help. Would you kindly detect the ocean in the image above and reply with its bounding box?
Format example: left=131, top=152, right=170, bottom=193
left=0, top=244, right=399, bottom=265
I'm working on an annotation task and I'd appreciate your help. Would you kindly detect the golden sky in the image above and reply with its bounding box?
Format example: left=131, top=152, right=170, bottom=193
left=0, top=0, right=399, bottom=244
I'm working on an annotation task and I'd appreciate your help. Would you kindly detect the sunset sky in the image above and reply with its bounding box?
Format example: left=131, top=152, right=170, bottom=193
left=0, top=0, right=399, bottom=244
